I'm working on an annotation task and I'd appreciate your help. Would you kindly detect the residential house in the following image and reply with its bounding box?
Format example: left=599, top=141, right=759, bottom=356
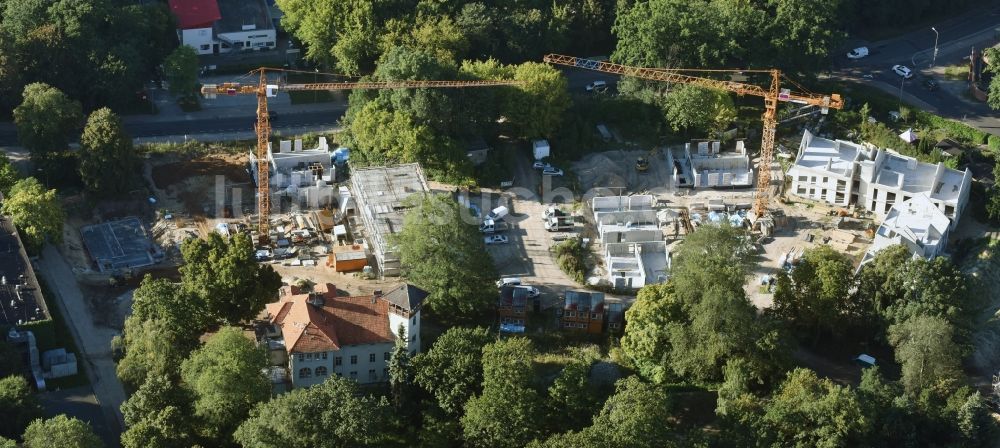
left=604, top=241, right=669, bottom=289
left=860, top=194, right=950, bottom=267
left=558, top=290, right=606, bottom=334
left=169, top=0, right=276, bottom=55
left=262, top=282, right=426, bottom=389
left=786, top=130, right=971, bottom=228
left=666, top=140, right=754, bottom=188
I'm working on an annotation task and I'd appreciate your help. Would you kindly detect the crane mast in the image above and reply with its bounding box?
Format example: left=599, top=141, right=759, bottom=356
left=201, top=69, right=523, bottom=245
left=542, top=54, right=843, bottom=219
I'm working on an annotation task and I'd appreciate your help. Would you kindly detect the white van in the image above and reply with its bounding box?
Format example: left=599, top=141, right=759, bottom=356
left=847, top=47, right=869, bottom=59
left=487, top=206, right=509, bottom=222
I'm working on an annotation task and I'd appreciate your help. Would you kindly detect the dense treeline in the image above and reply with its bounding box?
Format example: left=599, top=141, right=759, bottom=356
left=0, top=0, right=176, bottom=117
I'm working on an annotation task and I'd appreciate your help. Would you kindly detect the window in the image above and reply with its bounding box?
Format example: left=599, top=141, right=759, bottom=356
left=945, top=205, right=955, bottom=216
left=609, top=323, right=620, bottom=329
left=798, top=176, right=807, bottom=182
left=350, top=355, right=357, bottom=365
left=198, top=29, right=208, bottom=36
left=797, top=187, right=807, bottom=195
left=411, top=316, right=416, bottom=325
left=369, top=369, right=376, bottom=380
left=305, top=353, right=312, bottom=361
left=566, top=311, right=576, bottom=318
left=298, top=367, right=312, bottom=379
left=384, top=352, right=390, bottom=361
left=383, top=368, right=389, bottom=378
left=410, top=334, right=417, bottom=342
left=335, top=357, right=342, bottom=366
left=369, top=353, right=376, bottom=363
left=322, top=352, right=328, bottom=360
left=349, top=371, right=357, bottom=380
left=266, top=41, right=275, bottom=46
left=822, top=177, right=828, bottom=183
left=315, top=366, right=328, bottom=376
left=297, top=353, right=304, bottom=362
left=590, top=313, right=599, bottom=320
left=199, top=44, right=210, bottom=51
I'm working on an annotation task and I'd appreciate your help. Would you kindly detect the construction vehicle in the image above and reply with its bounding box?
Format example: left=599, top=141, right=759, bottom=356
left=201, top=69, right=523, bottom=245
left=479, top=219, right=510, bottom=234
left=544, top=216, right=574, bottom=232
left=542, top=55, right=844, bottom=223
left=636, top=156, right=650, bottom=172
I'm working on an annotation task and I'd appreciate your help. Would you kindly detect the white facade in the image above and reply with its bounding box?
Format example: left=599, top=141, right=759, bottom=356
left=787, top=130, right=972, bottom=229
left=667, top=140, right=753, bottom=188
left=288, top=343, right=394, bottom=388
left=180, top=27, right=215, bottom=55
left=250, top=137, right=332, bottom=188
left=860, top=194, right=950, bottom=267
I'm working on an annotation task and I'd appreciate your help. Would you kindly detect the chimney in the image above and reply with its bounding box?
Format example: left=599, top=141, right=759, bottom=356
left=307, top=292, right=325, bottom=307
left=372, top=289, right=382, bottom=304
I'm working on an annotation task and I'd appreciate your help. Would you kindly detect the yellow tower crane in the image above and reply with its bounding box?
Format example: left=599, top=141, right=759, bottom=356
left=542, top=54, right=844, bottom=220
left=201, top=68, right=523, bottom=245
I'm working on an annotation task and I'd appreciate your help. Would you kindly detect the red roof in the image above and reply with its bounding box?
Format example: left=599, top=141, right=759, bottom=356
left=168, top=0, right=221, bottom=29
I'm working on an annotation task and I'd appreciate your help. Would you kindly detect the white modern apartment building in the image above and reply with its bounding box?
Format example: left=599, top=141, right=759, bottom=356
left=860, top=194, right=951, bottom=267
left=786, top=130, right=971, bottom=229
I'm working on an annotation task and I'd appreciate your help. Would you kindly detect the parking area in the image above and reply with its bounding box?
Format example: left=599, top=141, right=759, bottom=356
left=482, top=198, right=582, bottom=310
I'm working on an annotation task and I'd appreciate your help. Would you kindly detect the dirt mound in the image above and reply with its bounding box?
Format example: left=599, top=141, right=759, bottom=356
left=151, top=154, right=250, bottom=190
left=573, top=152, right=630, bottom=191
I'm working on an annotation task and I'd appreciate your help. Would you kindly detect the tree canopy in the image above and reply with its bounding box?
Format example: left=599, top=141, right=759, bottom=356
left=1, top=177, right=64, bottom=252
left=162, top=46, right=199, bottom=100
left=78, top=107, right=137, bottom=197
left=22, top=414, right=104, bottom=448
left=413, top=326, right=494, bottom=416
left=0, top=375, right=42, bottom=440
left=461, top=337, right=544, bottom=448
left=180, top=327, right=270, bottom=442
left=179, top=233, right=282, bottom=325
left=394, top=194, right=496, bottom=324
left=13, top=83, right=82, bottom=156
left=772, top=246, right=856, bottom=342
left=888, top=315, right=963, bottom=394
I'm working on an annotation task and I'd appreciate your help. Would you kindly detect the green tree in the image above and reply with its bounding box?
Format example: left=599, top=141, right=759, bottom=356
left=130, top=276, right=206, bottom=345
left=888, top=315, right=962, bottom=394
left=547, top=355, right=599, bottom=432
left=751, top=368, right=869, bottom=447
left=620, top=283, right=684, bottom=383
left=120, top=406, right=194, bottom=448
left=502, top=62, right=571, bottom=139
left=772, top=246, right=855, bottom=342
left=22, top=415, right=104, bottom=448
left=120, top=374, right=192, bottom=428
left=394, top=195, right=496, bottom=324
left=78, top=107, right=136, bottom=197
left=179, top=233, right=282, bottom=325
left=1, top=177, right=64, bottom=251
left=13, top=82, right=81, bottom=156
left=388, top=325, right=413, bottom=411
left=412, top=326, right=493, bottom=416
left=0, top=153, right=21, bottom=196
left=663, top=85, right=736, bottom=136
left=461, top=337, right=543, bottom=448
left=989, top=76, right=1000, bottom=110
left=766, top=0, right=844, bottom=72
left=0, top=436, right=14, bottom=448
left=114, top=318, right=194, bottom=391
left=163, top=46, right=199, bottom=100
left=234, top=375, right=391, bottom=448
left=0, top=375, right=42, bottom=439
left=180, top=327, right=269, bottom=442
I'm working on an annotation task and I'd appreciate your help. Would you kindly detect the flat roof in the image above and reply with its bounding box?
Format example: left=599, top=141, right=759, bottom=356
left=0, top=217, right=47, bottom=325
left=216, top=0, right=273, bottom=34
left=795, top=134, right=864, bottom=177
left=876, top=152, right=965, bottom=202
left=350, top=164, right=429, bottom=257
left=80, top=217, right=160, bottom=273
left=878, top=194, right=948, bottom=245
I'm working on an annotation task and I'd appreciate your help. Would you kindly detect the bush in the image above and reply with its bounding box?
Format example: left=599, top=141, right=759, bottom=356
left=989, top=135, right=1000, bottom=153
left=553, top=238, right=588, bottom=284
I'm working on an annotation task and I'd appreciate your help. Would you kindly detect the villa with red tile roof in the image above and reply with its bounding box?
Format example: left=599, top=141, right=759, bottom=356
left=168, top=0, right=276, bottom=55
left=261, top=282, right=426, bottom=389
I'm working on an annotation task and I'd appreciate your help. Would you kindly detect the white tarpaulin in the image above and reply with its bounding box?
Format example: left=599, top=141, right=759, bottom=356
left=899, top=128, right=918, bottom=143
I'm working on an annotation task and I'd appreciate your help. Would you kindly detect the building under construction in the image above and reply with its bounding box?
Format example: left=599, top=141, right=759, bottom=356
left=349, top=164, right=429, bottom=277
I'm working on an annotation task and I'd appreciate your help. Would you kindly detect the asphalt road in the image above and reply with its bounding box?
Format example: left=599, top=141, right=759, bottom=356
left=0, top=109, right=346, bottom=146
left=832, top=5, right=1000, bottom=132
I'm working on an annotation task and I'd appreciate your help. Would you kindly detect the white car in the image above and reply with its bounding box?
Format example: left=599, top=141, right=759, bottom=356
left=542, top=167, right=564, bottom=177
left=513, top=285, right=540, bottom=298
left=532, top=161, right=550, bottom=170
left=496, top=277, right=522, bottom=288
left=585, top=80, right=607, bottom=92
left=892, top=65, right=913, bottom=79
left=846, top=47, right=869, bottom=59
left=485, top=234, right=509, bottom=245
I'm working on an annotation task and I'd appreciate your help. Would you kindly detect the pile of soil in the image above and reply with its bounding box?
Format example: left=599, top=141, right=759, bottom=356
left=151, top=154, right=250, bottom=190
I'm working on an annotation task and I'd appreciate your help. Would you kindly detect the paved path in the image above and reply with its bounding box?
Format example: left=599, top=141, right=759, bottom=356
left=37, top=245, right=125, bottom=446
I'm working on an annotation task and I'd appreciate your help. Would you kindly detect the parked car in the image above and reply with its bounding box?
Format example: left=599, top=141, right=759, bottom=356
left=892, top=65, right=913, bottom=79
left=846, top=47, right=869, bottom=59
left=532, top=161, right=550, bottom=170
left=542, top=167, right=564, bottom=176
left=496, top=277, right=522, bottom=288
left=484, top=234, right=509, bottom=245
left=922, top=77, right=939, bottom=91
left=513, top=285, right=540, bottom=298
left=585, top=80, right=607, bottom=92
